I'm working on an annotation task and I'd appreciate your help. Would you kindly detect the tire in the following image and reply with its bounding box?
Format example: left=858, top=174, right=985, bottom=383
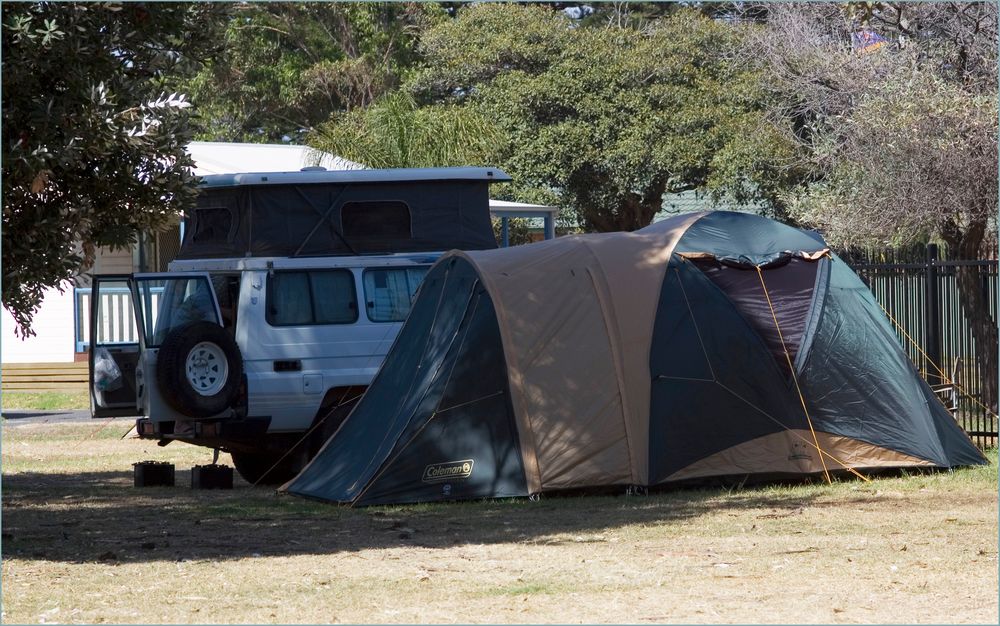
left=231, top=451, right=302, bottom=485
left=156, top=321, right=243, bottom=418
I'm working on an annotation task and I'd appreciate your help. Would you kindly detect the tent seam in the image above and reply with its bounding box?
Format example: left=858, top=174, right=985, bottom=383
left=448, top=250, right=545, bottom=495
left=579, top=240, right=638, bottom=486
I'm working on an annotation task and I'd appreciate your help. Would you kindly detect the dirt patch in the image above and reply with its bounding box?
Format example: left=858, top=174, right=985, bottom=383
left=2, top=422, right=997, bottom=623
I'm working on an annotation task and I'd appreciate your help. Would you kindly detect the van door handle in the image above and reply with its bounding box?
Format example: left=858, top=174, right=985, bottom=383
left=273, top=360, right=301, bottom=372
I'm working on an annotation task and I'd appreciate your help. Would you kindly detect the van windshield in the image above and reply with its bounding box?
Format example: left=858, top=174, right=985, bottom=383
left=136, top=276, right=220, bottom=347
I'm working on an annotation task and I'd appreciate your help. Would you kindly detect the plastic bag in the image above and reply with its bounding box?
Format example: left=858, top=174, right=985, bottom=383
left=93, top=347, right=123, bottom=392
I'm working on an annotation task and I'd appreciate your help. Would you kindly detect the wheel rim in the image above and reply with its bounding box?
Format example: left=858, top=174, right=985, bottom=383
left=184, top=341, right=228, bottom=396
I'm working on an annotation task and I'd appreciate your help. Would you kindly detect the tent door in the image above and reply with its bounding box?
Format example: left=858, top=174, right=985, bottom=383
left=792, top=257, right=831, bottom=373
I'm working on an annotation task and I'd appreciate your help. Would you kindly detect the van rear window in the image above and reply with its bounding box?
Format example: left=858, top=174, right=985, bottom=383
left=266, top=270, right=358, bottom=326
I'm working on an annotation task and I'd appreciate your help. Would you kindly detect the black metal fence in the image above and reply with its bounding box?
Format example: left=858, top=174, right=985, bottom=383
left=839, top=243, right=998, bottom=449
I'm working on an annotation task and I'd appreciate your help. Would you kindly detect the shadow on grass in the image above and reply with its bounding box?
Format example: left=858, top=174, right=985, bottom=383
left=2, top=410, right=79, bottom=420
left=1, top=469, right=833, bottom=565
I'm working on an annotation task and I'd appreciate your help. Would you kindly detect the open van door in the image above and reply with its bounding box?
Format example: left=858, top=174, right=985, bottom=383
left=90, top=273, right=225, bottom=419
left=89, top=275, right=143, bottom=417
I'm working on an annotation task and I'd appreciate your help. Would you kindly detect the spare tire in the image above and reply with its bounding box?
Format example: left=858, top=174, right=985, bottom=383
left=156, top=321, right=243, bottom=418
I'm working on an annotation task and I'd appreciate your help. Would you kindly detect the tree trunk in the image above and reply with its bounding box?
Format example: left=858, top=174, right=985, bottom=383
left=941, top=219, right=998, bottom=413
left=581, top=194, right=662, bottom=233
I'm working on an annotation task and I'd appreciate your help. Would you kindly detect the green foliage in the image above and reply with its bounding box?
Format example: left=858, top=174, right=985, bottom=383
left=183, top=3, right=444, bottom=143
left=746, top=3, right=998, bottom=246
left=309, top=90, right=501, bottom=168
left=2, top=2, right=229, bottom=336
left=786, top=74, right=998, bottom=247
left=414, top=4, right=571, bottom=96
left=409, top=5, right=780, bottom=232
left=491, top=217, right=534, bottom=247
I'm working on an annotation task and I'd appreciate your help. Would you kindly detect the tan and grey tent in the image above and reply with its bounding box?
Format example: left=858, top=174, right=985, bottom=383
left=284, top=211, right=986, bottom=505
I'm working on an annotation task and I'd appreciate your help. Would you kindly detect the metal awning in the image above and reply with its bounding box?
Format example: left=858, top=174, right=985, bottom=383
left=489, top=200, right=558, bottom=245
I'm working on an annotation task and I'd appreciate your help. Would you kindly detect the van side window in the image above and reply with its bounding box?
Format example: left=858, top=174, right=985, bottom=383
left=362, top=267, right=429, bottom=322
left=267, top=270, right=358, bottom=326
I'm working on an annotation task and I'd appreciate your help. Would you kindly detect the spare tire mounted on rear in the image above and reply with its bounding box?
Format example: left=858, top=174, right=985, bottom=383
left=157, top=321, right=243, bottom=418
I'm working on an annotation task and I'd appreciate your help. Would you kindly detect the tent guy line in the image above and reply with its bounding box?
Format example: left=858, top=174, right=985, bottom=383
left=878, top=301, right=1000, bottom=420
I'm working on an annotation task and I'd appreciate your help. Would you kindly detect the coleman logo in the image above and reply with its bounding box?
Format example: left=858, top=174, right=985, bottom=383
left=422, top=460, right=474, bottom=483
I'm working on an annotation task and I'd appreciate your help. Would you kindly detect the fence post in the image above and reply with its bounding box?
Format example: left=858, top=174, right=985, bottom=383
left=924, top=244, right=942, bottom=386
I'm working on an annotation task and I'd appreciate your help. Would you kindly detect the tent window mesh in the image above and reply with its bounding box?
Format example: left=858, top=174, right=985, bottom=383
left=191, top=207, right=233, bottom=243
left=342, top=201, right=411, bottom=240
left=694, top=258, right=819, bottom=377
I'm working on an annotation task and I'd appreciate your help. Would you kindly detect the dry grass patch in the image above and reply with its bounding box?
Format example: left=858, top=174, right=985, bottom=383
left=2, top=420, right=997, bottom=624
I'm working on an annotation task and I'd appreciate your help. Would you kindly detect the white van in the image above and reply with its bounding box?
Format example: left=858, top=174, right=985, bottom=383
left=89, top=167, right=509, bottom=483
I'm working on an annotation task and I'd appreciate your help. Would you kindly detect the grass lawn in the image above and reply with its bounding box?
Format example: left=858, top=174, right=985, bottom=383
left=1, top=390, right=89, bottom=411
left=1, top=420, right=997, bottom=624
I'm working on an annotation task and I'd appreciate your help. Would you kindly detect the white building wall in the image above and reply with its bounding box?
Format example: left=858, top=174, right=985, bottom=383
left=2, top=283, right=76, bottom=363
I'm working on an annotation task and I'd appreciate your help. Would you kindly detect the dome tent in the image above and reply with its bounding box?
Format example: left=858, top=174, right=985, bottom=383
left=282, top=211, right=986, bottom=506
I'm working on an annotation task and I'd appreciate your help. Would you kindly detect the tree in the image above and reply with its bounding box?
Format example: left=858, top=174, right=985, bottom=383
left=406, top=4, right=782, bottom=232
left=308, top=90, right=501, bottom=168
left=181, top=2, right=443, bottom=143
left=741, top=3, right=998, bottom=409
left=2, top=2, right=229, bottom=335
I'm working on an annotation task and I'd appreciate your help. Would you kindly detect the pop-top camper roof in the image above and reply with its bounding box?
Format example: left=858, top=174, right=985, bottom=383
left=177, top=167, right=511, bottom=259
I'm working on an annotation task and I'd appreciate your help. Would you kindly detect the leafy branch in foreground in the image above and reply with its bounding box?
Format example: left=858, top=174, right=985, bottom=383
left=2, top=2, right=229, bottom=335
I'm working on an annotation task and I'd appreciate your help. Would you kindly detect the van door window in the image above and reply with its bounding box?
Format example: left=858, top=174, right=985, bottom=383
left=210, top=274, right=240, bottom=330
left=362, top=267, right=430, bottom=322
left=266, top=269, right=358, bottom=326
left=135, top=276, right=221, bottom=347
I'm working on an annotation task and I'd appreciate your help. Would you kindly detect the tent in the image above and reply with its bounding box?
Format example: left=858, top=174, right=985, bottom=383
left=282, top=211, right=987, bottom=505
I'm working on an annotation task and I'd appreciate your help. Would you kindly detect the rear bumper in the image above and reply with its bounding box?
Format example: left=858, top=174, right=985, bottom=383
left=136, top=417, right=271, bottom=452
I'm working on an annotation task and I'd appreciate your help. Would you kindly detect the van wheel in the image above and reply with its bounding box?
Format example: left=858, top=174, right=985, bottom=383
left=231, top=451, right=301, bottom=485
left=157, top=322, right=243, bottom=418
